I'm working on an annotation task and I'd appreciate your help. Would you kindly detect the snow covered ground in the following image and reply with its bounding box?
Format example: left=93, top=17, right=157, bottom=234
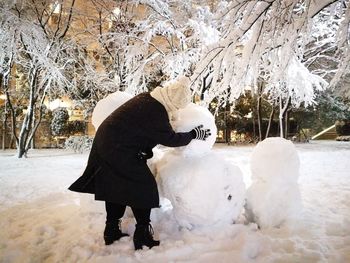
left=0, top=140, right=349, bottom=263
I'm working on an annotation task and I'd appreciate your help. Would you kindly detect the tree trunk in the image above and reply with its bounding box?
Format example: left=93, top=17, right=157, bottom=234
left=257, top=100, right=262, bottom=141
left=226, top=129, right=231, bottom=144
left=12, top=67, right=48, bottom=157
left=2, top=102, right=8, bottom=150
left=17, top=147, right=27, bottom=158
left=278, top=95, right=290, bottom=138
left=279, top=97, right=284, bottom=138
left=25, top=85, right=49, bottom=154
left=17, top=112, right=32, bottom=158
left=30, top=105, right=36, bottom=149
left=7, top=93, right=18, bottom=150
left=2, top=71, right=10, bottom=150
left=224, top=109, right=228, bottom=143
left=2, top=54, right=20, bottom=154
left=2, top=118, right=7, bottom=150
left=9, top=134, right=15, bottom=149
left=256, top=83, right=263, bottom=141
left=16, top=68, right=38, bottom=158
left=252, top=113, right=256, bottom=141
left=252, top=94, right=257, bottom=141
left=265, top=105, right=275, bottom=139
left=284, top=109, right=289, bottom=139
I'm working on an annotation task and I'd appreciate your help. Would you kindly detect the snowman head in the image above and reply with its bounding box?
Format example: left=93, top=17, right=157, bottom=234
left=171, top=103, right=217, bottom=157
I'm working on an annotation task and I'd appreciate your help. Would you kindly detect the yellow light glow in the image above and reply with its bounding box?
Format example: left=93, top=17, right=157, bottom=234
left=113, top=7, right=121, bottom=16
left=44, top=98, right=72, bottom=111
left=52, top=3, right=61, bottom=14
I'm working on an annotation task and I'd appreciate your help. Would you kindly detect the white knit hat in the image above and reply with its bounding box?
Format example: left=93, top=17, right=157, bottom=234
left=150, top=76, right=191, bottom=113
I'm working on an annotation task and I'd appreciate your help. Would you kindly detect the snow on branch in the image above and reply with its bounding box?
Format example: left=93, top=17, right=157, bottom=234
left=265, top=56, right=328, bottom=108
left=191, top=0, right=347, bottom=106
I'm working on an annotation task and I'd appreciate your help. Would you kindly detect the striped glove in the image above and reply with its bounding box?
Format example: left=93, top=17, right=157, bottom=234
left=191, top=125, right=211, bottom=141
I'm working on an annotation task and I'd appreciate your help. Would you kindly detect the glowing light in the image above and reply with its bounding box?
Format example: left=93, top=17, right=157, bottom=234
left=45, top=98, right=72, bottom=111
left=113, top=7, right=121, bottom=16
left=52, top=3, right=61, bottom=14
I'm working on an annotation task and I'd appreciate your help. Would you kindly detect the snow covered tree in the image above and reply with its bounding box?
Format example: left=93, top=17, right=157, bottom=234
left=0, top=0, right=78, bottom=157
left=0, top=0, right=101, bottom=157
left=292, top=90, right=350, bottom=135
left=2, top=0, right=348, bottom=151
left=189, top=0, right=349, bottom=138
left=78, top=0, right=224, bottom=95
left=116, top=0, right=348, bottom=139
left=48, top=0, right=217, bottom=109
left=304, top=1, right=350, bottom=96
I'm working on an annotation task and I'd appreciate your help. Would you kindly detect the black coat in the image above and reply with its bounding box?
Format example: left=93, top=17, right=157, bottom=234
left=68, top=93, right=194, bottom=208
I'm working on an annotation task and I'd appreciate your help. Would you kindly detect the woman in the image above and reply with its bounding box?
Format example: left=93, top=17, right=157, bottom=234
left=68, top=76, right=210, bottom=250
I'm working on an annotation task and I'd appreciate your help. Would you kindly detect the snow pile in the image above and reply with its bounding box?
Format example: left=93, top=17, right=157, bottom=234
left=157, top=103, right=245, bottom=228
left=171, top=103, right=217, bottom=157
left=245, top=137, right=301, bottom=228
left=158, top=152, right=245, bottom=228
left=1, top=142, right=350, bottom=262
left=91, top=91, right=132, bottom=130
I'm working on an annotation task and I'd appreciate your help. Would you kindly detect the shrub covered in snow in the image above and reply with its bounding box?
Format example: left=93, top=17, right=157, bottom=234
left=335, top=120, right=350, bottom=135
left=336, top=135, right=350, bottom=141
left=50, top=107, right=69, bottom=136
left=65, top=136, right=93, bottom=153
left=67, top=120, right=86, bottom=135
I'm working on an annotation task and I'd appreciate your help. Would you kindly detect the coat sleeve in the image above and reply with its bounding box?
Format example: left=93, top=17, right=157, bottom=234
left=155, top=128, right=194, bottom=147
left=147, top=111, right=194, bottom=147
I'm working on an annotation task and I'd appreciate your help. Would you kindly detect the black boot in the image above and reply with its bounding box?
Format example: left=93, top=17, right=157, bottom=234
left=133, top=223, right=160, bottom=250
left=104, top=220, right=129, bottom=245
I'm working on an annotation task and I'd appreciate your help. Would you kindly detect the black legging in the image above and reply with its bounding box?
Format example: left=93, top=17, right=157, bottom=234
left=105, top=202, right=151, bottom=225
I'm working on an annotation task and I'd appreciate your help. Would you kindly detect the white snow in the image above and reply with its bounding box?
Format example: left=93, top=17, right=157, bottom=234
left=158, top=104, right=244, bottom=229
left=245, top=137, right=302, bottom=228
left=91, top=91, right=132, bottom=130
left=171, top=103, right=217, bottom=157
left=157, top=151, right=245, bottom=229
left=0, top=141, right=350, bottom=262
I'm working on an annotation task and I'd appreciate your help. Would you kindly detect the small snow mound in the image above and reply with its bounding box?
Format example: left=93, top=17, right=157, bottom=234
left=157, top=152, right=245, bottom=228
left=171, top=103, right=217, bottom=157
left=92, top=91, right=132, bottom=130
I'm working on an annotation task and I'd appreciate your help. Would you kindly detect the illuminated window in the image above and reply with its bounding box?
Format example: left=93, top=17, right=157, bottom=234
left=113, top=7, right=121, bottom=17
left=218, top=130, right=224, bottom=139
left=51, top=2, right=61, bottom=14
left=109, top=7, right=122, bottom=28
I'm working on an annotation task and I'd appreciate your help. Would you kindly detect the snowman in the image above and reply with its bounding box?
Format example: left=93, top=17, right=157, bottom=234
left=245, top=137, right=302, bottom=228
left=155, top=103, right=246, bottom=229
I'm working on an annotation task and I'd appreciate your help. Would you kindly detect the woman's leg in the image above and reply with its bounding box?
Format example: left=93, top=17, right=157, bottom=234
left=130, top=207, right=151, bottom=225
left=104, top=202, right=128, bottom=245
left=131, top=207, right=160, bottom=250
left=105, top=202, right=126, bottom=223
